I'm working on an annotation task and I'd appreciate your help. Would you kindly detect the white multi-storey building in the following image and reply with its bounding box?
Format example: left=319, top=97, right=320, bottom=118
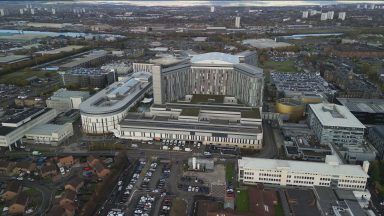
left=308, top=103, right=365, bottom=148
left=238, top=156, right=369, bottom=190
left=235, top=16, right=241, bottom=28
left=46, top=88, right=90, bottom=113
left=24, top=123, right=73, bottom=146
left=79, top=72, right=152, bottom=134
left=115, top=101, right=263, bottom=149
left=151, top=52, right=263, bottom=107
left=321, top=12, right=328, bottom=21
left=0, top=108, right=57, bottom=149
left=302, top=11, right=309, bottom=19
left=338, top=12, right=346, bottom=20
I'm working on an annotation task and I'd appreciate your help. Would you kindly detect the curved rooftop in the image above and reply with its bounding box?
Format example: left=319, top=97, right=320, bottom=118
left=191, top=52, right=240, bottom=65
left=79, top=72, right=151, bottom=115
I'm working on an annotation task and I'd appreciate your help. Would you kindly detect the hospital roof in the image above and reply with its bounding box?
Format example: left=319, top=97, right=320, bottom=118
left=239, top=157, right=368, bottom=178
left=25, top=124, right=68, bottom=136
left=79, top=72, right=151, bottom=115
left=309, top=103, right=365, bottom=129
left=49, top=89, right=89, bottom=100
left=191, top=52, right=240, bottom=65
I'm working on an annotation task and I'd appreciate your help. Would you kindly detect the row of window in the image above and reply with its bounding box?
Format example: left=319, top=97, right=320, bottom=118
left=260, top=173, right=281, bottom=177
left=259, top=178, right=279, bottom=182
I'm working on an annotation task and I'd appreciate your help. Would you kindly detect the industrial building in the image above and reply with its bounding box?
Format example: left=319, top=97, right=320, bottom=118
left=238, top=155, right=369, bottom=190
left=367, top=125, right=384, bottom=160
left=59, top=68, right=115, bottom=89
left=271, top=72, right=335, bottom=99
left=60, top=50, right=109, bottom=69
left=79, top=72, right=152, bottom=134
left=275, top=98, right=305, bottom=122
left=115, top=100, right=263, bottom=149
left=24, top=123, right=74, bottom=146
left=336, top=98, right=384, bottom=125
left=0, top=108, right=57, bottom=149
left=46, top=88, right=90, bottom=113
left=308, top=103, right=365, bottom=148
left=151, top=52, right=263, bottom=107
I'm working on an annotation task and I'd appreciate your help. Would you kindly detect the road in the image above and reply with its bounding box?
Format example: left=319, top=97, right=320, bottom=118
left=255, top=122, right=279, bottom=158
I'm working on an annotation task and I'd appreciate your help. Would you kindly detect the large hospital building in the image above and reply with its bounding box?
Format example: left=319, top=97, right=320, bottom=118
left=151, top=52, right=264, bottom=107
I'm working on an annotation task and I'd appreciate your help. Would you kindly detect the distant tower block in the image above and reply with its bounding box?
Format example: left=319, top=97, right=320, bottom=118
left=52, top=8, right=56, bottom=15
left=338, top=12, right=346, bottom=21
left=210, top=6, right=215, bottom=13
left=30, top=8, right=35, bottom=15
left=235, top=16, right=241, bottom=28
left=302, top=11, right=309, bottom=19
left=20, top=8, right=24, bottom=14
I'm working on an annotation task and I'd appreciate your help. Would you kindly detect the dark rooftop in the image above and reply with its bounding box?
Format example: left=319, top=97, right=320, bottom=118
left=241, top=108, right=261, bottom=119
left=190, top=94, right=225, bottom=104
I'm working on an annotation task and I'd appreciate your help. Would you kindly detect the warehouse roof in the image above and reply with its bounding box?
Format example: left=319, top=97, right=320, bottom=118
left=337, top=98, right=384, bottom=114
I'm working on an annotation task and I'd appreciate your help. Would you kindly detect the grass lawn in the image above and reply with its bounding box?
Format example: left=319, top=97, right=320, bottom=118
left=263, top=60, right=298, bottom=72
left=225, top=162, right=235, bottom=183
left=170, top=198, right=187, bottom=216
left=275, top=202, right=284, bottom=216
left=0, top=69, right=57, bottom=86
left=236, top=188, right=249, bottom=213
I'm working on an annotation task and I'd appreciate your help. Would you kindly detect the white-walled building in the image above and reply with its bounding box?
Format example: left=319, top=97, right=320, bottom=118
left=235, top=16, right=241, bottom=28
left=302, top=11, right=309, bottom=19
left=115, top=101, right=263, bottom=149
left=151, top=52, right=263, bottom=107
left=46, top=88, right=90, bottom=113
left=24, top=123, right=73, bottom=146
left=238, top=156, right=369, bottom=190
left=308, top=103, right=365, bottom=148
left=80, top=72, right=152, bottom=134
left=321, top=13, right=328, bottom=21
left=338, top=12, right=346, bottom=20
left=0, top=108, right=57, bottom=149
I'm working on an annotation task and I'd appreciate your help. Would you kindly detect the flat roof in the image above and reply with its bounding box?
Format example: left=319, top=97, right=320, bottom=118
left=0, top=108, right=53, bottom=136
left=239, top=157, right=368, bottom=178
left=25, top=124, right=68, bottom=136
left=35, top=45, right=83, bottom=55
left=120, top=114, right=261, bottom=134
left=191, top=52, right=240, bottom=65
left=152, top=103, right=252, bottom=112
left=79, top=72, right=151, bottom=115
left=337, top=98, right=384, bottom=114
left=309, top=103, right=365, bottom=129
left=49, top=88, right=89, bottom=100
left=60, top=50, right=107, bottom=68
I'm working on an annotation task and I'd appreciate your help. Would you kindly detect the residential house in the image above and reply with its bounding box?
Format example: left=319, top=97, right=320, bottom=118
left=86, top=155, right=100, bottom=167
left=47, top=205, right=66, bottom=216
left=0, top=161, right=13, bottom=175
left=9, top=192, right=29, bottom=215
left=13, top=161, right=36, bottom=174
left=58, top=156, right=75, bottom=167
left=40, top=164, right=58, bottom=178
left=2, top=181, right=22, bottom=200
left=93, top=161, right=110, bottom=178
left=59, top=189, right=77, bottom=209
left=65, top=177, right=84, bottom=192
